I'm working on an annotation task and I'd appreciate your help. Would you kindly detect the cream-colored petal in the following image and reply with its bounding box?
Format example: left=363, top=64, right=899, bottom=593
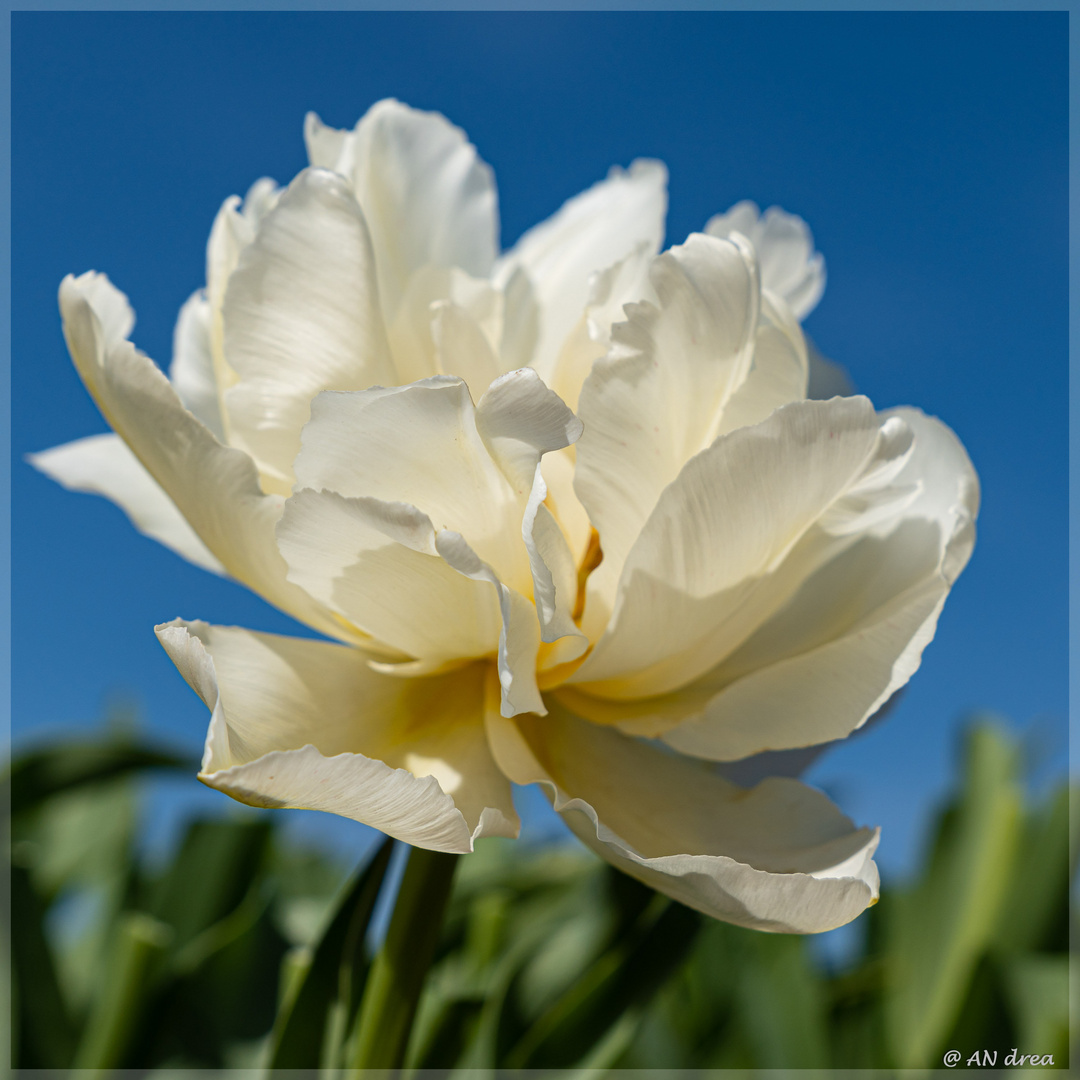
left=564, top=521, right=947, bottom=755
left=706, top=201, right=826, bottom=320
left=431, top=300, right=501, bottom=398
left=487, top=704, right=879, bottom=933
left=222, top=168, right=394, bottom=491
left=435, top=530, right=545, bottom=717
left=547, top=241, right=656, bottom=414
left=157, top=620, right=518, bottom=850
left=28, top=434, right=224, bottom=574
left=294, top=377, right=527, bottom=588
left=806, top=337, right=854, bottom=400
left=496, top=160, right=667, bottom=381
left=711, top=288, right=809, bottom=437
left=498, top=266, right=540, bottom=373
left=540, top=448, right=593, bottom=568
left=277, top=489, right=502, bottom=663
left=475, top=367, right=583, bottom=493
left=560, top=409, right=977, bottom=760
left=58, top=272, right=355, bottom=644
left=658, top=537, right=952, bottom=760
left=574, top=233, right=761, bottom=625
left=168, top=290, right=224, bottom=441
left=239, top=177, right=280, bottom=228
left=204, top=195, right=250, bottom=407
left=572, top=397, right=904, bottom=695
left=304, top=111, right=349, bottom=170
left=475, top=369, right=586, bottom=659
left=337, top=99, right=499, bottom=322
left=388, top=264, right=505, bottom=386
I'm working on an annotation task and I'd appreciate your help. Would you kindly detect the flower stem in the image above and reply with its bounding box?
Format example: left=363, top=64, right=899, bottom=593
left=348, top=845, right=460, bottom=1069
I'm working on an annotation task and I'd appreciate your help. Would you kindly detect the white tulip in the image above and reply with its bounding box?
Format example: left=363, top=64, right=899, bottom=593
left=32, top=99, right=978, bottom=933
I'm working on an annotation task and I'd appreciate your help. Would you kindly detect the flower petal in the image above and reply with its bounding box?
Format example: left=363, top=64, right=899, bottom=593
left=496, top=160, right=667, bottom=381
left=278, top=479, right=548, bottom=716
left=303, top=110, right=348, bottom=169
left=294, top=376, right=518, bottom=573
left=706, top=201, right=826, bottom=320
left=435, top=530, right=545, bottom=716
left=547, top=241, right=656, bottom=414
left=27, top=434, right=224, bottom=574
left=487, top=703, right=879, bottom=933
left=222, top=168, right=395, bottom=491
left=276, top=488, right=503, bottom=665
left=571, top=397, right=903, bottom=695
left=712, top=288, right=809, bottom=436
left=475, top=369, right=586, bottom=660
left=562, top=409, right=977, bottom=760
left=431, top=299, right=502, bottom=398
left=388, top=265, right=494, bottom=385
left=573, top=233, right=762, bottom=627
left=58, top=272, right=354, bottom=643
left=157, top=619, right=518, bottom=850
left=309, top=101, right=499, bottom=322
left=168, top=290, right=224, bottom=441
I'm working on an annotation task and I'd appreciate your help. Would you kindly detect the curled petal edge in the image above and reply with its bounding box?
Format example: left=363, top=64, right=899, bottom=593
left=552, top=788, right=880, bottom=934
left=485, top=711, right=880, bottom=933
left=155, top=619, right=512, bottom=853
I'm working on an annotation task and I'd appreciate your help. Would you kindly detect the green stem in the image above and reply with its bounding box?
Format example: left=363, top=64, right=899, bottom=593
left=348, top=845, right=460, bottom=1069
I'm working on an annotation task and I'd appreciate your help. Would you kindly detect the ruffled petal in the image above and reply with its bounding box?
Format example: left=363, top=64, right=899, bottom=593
left=276, top=489, right=503, bottom=666
left=283, top=370, right=583, bottom=713
left=496, top=160, right=667, bottom=381
left=712, top=288, right=809, bottom=436
left=486, top=703, right=879, bottom=933
left=475, top=369, right=586, bottom=661
left=573, top=233, right=762, bottom=629
left=57, top=271, right=354, bottom=643
left=547, top=240, right=656, bottom=414
left=168, top=290, right=224, bottom=441
left=294, top=376, right=527, bottom=587
left=431, top=299, right=501, bottom=398
left=27, top=434, right=224, bottom=574
left=434, top=530, right=545, bottom=716
left=157, top=620, right=518, bottom=850
left=706, top=201, right=826, bottom=320
left=308, top=101, right=499, bottom=322
left=560, top=408, right=978, bottom=760
left=387, top=263, right=516, bottom=392
left=221, top=168, right=394, bottom=491
left=571, top=397, right=906, bottom=696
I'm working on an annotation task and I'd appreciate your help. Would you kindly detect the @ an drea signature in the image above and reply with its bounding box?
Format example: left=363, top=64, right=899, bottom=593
left=944, top=1049, right=1057, bottom=1067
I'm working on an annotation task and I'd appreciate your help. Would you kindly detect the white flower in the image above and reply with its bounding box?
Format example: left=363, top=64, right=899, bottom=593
left=32, top=100, right=978, bottom=933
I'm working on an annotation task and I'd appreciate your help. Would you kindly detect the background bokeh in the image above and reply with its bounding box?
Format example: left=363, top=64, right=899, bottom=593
left=11, top=11, right=1068, bottom=878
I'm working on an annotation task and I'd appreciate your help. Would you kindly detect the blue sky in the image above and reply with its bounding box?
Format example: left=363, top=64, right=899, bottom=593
left=11, top=11, right=1068, bottom=876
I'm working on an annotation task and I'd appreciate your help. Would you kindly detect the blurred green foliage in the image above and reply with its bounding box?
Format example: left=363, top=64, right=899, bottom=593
left=3, top=720, right=1074, bottom=1071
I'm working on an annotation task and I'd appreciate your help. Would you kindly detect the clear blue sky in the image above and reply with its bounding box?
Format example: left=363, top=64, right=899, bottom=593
left=11, top=11, right=1068, bottom=876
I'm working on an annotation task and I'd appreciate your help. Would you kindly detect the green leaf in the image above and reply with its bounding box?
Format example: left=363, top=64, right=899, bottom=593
left=501, top=891, right=701, bottom=1068
left=148, top=817, right=273, bottom=950
left=884, top=723, right=1023, bottom=1068
left=737, top=932, right=829, bottom=1068
left=5, top=737, right=195, bottom=817
left=1001, top=954, right=1071, bottom=1062
left=268, top=836, right=392, bottom=1069
left=12, top=777, right=137, bottom=901
left=992, top=783, right=1075, bottom=953
left=9, top=860, right=78, bottom=1068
